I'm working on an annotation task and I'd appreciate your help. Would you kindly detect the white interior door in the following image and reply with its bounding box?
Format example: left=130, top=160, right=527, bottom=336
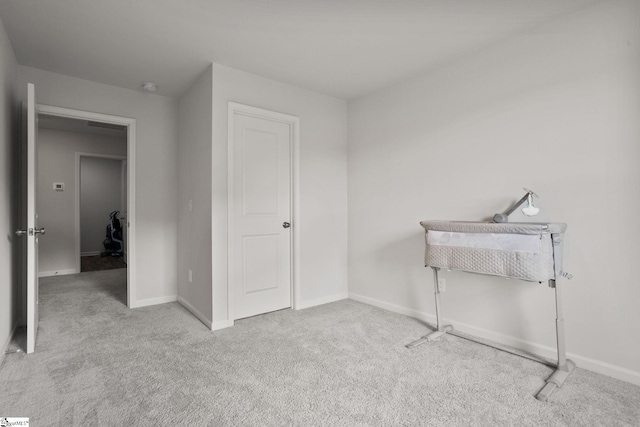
left=26, top=83, right=41, bottom=354
left=231, top=111, right=292, bottom=320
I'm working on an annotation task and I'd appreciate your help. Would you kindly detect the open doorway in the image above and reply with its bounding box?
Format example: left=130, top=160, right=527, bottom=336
left=37, top=115, right=128, bottom=272
left=36, top=105, right=136, bottom=307
left=78, top=153, right=127, bottom=272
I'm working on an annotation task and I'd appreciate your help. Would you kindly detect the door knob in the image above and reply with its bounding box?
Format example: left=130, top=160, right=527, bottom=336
left=282, top=222, right=291, bottom=229
left=15, top=228, right=45, bottom=236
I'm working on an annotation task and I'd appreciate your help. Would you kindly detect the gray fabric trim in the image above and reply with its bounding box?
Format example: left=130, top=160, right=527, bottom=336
left=420, top=221, right=567, bottom=235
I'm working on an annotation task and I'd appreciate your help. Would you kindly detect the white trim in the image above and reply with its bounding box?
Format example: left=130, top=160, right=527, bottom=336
left=75, top=152, right=126, bottom=271
left=292, top=113, right=301, bottom=310
left=227, top=102, right=301, bottom=324
left=130, top=295, right=177, bottom=309
left=80, top=251, right=101, bottom=257
left=178, top=297, right=213, bottom=329
left=227, top=105, right=234, bottom=327
left=38, top=104, right=136, bottom=309
left=120, top=159, right=128, bottom=256
left=38, top=269, right=78, bottom=278
left=296, top=292, right=349, bottom=310
left=212, top=320, right=234, bottom=331
left=349, top=292, right=640, bottom=387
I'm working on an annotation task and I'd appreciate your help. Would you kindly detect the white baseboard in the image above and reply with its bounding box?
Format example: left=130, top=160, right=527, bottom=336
left=130, top=295, right=177, bottom=308
left=210, top=291, right=349, bottom=331
left=296, top=292, right=349, bottom=310
left=349, top=292, right=640, bottom=387
left=177, top=297, right=212, bottom=329
left=39, top=268, right=78, bottom=278
left=212, top=320, right=234, bottom=331
left=80, top=251, right=101, bottom=257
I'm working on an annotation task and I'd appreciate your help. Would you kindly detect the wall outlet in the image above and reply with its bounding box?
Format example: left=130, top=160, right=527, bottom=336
left=188, top=199, right=192, bottom=211
left=188, top=269, right=193, bottom=283
left=438, top=277, right=446, bottom=292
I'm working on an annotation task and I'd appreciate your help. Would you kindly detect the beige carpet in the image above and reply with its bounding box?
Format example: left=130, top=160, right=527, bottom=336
left=1, top=269, right=639, bottom=426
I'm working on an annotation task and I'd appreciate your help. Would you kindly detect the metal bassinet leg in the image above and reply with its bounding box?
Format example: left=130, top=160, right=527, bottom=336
left=406, top=272, right=575, bottom=401
left=536, top=279, right=576, bottom=401
left=406, top=267, right=453, bottom=348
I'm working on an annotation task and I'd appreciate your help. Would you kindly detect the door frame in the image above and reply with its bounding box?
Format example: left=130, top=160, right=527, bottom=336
left=38, top=104, right=137, bottom=308
left=75, top=152, right=127, bottom=262
left=227, top=102, right=300, bottom=325
left=121, top=159, right=128, bottom=256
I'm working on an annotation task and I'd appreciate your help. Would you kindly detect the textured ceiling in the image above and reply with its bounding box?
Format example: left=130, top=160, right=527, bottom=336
left=0, top=0, right=596, bottom=99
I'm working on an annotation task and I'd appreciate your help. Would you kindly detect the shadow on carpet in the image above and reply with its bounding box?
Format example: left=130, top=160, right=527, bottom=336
left=81, top=254, right=127, bottom=272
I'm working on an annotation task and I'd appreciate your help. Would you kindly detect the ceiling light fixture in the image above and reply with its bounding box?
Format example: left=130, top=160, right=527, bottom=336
left=142, top=82, right=158, bottom=92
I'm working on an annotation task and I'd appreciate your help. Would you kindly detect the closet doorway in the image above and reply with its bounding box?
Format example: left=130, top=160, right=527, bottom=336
left=77, top=153, right=127, bottom=272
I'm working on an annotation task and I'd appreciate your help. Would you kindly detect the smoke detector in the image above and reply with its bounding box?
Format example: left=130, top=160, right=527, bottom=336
left=142, top=82, right=158, bottom=92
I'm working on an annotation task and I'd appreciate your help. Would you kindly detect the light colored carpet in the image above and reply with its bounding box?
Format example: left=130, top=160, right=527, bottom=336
left=1, top=269, right=639, bottom=426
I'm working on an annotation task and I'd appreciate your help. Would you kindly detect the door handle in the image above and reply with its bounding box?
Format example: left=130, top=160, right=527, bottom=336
left=282, top=222, right=291, bottom=229
left=16, top=228, right=46, bottom=236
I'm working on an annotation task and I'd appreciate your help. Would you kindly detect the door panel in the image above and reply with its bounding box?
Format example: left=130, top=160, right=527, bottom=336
left=242, top=128, right=279, bottom=215
left=26, top=83, right=39, bottom=354
left=242, top=234, right=279, bottom=294
left=232, top=112, right=292, bottom=320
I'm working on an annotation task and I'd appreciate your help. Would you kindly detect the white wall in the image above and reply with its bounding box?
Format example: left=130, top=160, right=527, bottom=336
left=81, top=156, right=125, bottom=254
left=37, top=129, right=126, bottom=274
left=19, top=66, right=179, bottom=305
left=347, top=0, right=640, bottom=384
left=177, top=65, right=213, bottom=327
left=0, top=15, right=19, bottom=360
left=212, top=64, right=348, bottom=326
